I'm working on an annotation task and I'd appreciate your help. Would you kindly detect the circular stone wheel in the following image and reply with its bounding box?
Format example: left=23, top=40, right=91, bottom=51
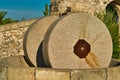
left=43, top=13, right=113, bottom=69
left=23, top=15, right=58, bottom=67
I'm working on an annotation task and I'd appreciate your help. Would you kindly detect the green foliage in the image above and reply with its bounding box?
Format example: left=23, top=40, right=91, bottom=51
left=43, top=4, right=49, bottom=16
left=2, top=18, right=18, bottom=24
left=0, top=11, right=7, bottom=25
left=0, top=11, right=19, bottom=25
left=95, top=5, right=120, bottom=59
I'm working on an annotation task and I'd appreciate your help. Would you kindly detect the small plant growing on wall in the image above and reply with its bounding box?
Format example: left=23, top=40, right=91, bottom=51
left=95, top=4, right=120, bottom=59
left=43, top=4, right=49, bottom=16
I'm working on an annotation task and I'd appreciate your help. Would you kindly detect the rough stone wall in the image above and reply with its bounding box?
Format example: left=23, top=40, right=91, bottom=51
left=0, top=27, right=28, bottom=58
left=50, top=0, right=114, bottom=15
left=0, top=19, right=37, bottom=58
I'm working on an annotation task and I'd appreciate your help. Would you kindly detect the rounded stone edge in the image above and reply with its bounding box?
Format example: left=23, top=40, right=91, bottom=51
left=23, top=15, right=59, bottom=67
left=23, top=17, right=45, bottom=67
left=42, top=15, right=68, bottom=67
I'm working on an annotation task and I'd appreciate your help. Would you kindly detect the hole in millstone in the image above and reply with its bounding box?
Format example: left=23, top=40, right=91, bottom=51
left=36, top=41, right=47, bottom=67
left=74, top=39, right=91, bottom=58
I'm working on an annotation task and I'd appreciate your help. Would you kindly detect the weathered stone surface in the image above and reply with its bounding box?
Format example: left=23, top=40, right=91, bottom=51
left=0, top=19, right=37, bottom=58
left=36, top=68, right=70, bottom=80
left=0, top=58, right=7, bottom=65
left=0, top=65, right=7, bottom=80
left=7, top=56, right=22, bottom=66
left=0, top=56, right=29, bottom=67
left=7, top=66, right=35, bottom=80
left=43, top=13, right=112, bottom=69
left=23, top=15, right=58, bottom=67
left=71, top=69, right=106, bottom=80
left=50, top=0, right=114, bottom=15
left=0, top=19, right=37, bottom=32
left=6, top=56, right=29, bottom=67
left=0, top=27, right=28, bottom=58
left=107, top=67, right=120, bottom=80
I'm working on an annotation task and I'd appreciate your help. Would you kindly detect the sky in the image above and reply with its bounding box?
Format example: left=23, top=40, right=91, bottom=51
left=0, top=0, right=50, bottom=20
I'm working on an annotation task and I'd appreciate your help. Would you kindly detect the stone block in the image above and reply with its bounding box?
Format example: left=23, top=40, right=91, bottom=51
left=7, top=56, right=29, bottom=67
left=71, top=69, right=106, bottom=80
left=6, top=56, right=24, bottom=66
left=36, top=68, right=70, bottom=80
left=0, top=65, right=7, bottom=80
left=0, top=56, right=29, bottom=67
left=7, top=66, right=35, bottom=80
left=107, top=67, right=120, bottom=80
left=0, top=58, right=7, bottom=65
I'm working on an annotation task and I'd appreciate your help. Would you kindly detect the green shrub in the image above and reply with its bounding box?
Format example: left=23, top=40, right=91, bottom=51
left=95, top=7, right=120, bottom=59
left=0, top=11, right=19, bottom=25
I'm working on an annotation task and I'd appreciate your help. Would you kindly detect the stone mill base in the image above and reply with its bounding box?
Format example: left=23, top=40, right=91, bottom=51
left=0, top=56, right=120, bottom=80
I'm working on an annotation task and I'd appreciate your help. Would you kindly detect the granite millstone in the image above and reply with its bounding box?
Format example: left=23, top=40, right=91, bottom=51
left=43, top=13, right=113, bottom=69
left=23, top=16, right=58, bottom=67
